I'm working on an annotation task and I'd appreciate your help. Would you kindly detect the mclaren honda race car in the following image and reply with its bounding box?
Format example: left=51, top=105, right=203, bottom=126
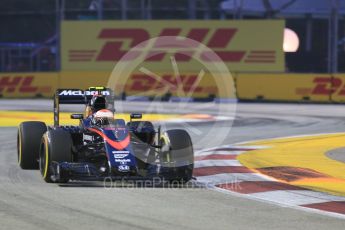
left=17, top=87, right=194, bottom=183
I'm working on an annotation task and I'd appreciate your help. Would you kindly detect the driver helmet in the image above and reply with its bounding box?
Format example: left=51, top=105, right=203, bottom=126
left=92, top=109, right=114, bottom=126
left=90, top=95, right=107, bottom=113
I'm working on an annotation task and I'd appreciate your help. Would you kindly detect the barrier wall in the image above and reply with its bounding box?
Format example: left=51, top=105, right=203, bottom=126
left=60, top=71, right=235, bottom=98
left=329, top=74, right=345, bottom=103
left=0, top=71, right=235, bottom=99
left=0, top=72, right=58, bottom=98
left=235, top=73, right=345, bottom=103
left=2, top=71, right=345, bottom=103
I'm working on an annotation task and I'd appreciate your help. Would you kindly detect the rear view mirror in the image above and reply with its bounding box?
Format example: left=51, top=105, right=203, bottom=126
left=71, top=114, right=84, bottom=119
left=130, top=113, right=142, bottom=122
left=130, top=113, right=142, bottom=119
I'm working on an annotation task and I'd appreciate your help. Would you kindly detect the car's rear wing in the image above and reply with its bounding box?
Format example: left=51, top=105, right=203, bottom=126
left=53, top=87, right=114, bottom=126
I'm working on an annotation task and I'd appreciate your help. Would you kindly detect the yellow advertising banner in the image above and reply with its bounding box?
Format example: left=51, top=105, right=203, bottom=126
left=59, top=71, right=110, bottom=89
left=236, top=73, right=332, bottom=102
left=60, top=71, right=234, bottom=98
left=3, top=71, right=345, bottom=102
left=0, top=72, right=58, bottom=98
left=61, top=20, right=285, bottom=72
left=329, top=74, right=345, bottom=103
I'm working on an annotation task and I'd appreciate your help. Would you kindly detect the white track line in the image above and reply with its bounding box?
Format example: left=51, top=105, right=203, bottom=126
left=249, top=190, right=343, bottom=206
left=194, top=160, right=242, bottom=168
left=196, top=150, right=245, bottom=156
left=196, top=173, right=275, bottom=184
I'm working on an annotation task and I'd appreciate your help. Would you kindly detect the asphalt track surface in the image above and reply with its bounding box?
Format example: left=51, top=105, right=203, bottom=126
left=1, top=100, right=345, bottom=229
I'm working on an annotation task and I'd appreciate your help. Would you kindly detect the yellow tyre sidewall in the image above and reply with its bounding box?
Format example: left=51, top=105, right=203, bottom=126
left=42, top=134, right=50, bottom=180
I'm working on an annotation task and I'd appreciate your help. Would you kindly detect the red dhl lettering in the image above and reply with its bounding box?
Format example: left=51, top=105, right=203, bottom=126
left=70, top=28, right=249, bottom=63
left=0, top=76, right=50, bottom=94
left=124, top=74, right=213, bottom=94
left=311, top=77, right=345, bottom=96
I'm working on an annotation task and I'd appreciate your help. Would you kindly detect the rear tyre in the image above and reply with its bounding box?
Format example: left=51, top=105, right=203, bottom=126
left=17, top=121, right=47, bottom=169
left=160, top=129, right=194, bottom=183
left=39, top=129, right=73, bottom=183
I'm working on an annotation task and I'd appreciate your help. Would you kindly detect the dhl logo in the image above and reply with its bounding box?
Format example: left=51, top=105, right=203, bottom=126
left=69, top=28, right=276, bottom=64
left=123, top=74, right=217, bottom=96
left=296, top=77, right=345, bottom=97
left=312, top=77, right=345, bottom=96
left=0, top=76, right=51, bottom=94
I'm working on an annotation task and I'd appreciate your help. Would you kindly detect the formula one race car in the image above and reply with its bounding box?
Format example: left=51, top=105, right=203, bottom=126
left=17, top=87, right=194, bottom=183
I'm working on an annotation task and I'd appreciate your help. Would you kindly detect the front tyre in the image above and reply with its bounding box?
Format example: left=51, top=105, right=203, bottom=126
left=160, top=129, right=194, bottom=183
left=39, top=129, right=73, bottom=183
left=17, top=121, right=47, bottom=169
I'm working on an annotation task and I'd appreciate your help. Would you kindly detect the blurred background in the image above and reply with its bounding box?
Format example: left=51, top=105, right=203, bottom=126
left=1, top=0, right=344, bottom=73
left=1, top=0, right=345, bottom=102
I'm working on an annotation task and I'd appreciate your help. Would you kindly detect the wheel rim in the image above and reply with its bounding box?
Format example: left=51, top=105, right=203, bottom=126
left=39, top=136, right=49, bottom=179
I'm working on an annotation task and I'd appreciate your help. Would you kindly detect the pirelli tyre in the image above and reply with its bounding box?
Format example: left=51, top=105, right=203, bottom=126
left=17, top=121, right=47, bottom=169
left=159, top=129, right=194, bottom=183
left=39, top=129, right=73, bottom=183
